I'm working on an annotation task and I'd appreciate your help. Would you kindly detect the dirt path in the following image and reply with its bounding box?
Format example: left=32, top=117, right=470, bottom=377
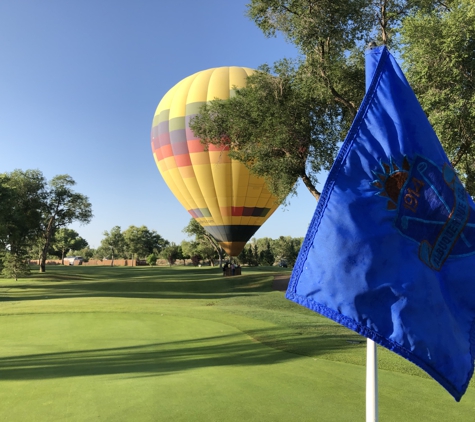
left=272, top=274, right=291, bottom=291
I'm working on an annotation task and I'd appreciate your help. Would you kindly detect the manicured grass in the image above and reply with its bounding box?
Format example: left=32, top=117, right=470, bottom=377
left=0, top=265, right=474, bottom=421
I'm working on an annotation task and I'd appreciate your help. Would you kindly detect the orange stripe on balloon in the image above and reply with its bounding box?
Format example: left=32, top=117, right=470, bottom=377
left=179, top=165, right=195, bottom=178
left=209, top=144, right=230, bottom=152
left=209, top=151, right=231, bottom=164
left=220, top=207, right=232, bottom=216
left=190, top=152, right=210, bottom=165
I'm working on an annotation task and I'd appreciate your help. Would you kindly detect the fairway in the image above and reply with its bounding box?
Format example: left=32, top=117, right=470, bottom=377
left=0, top=266, right=474, bottom=421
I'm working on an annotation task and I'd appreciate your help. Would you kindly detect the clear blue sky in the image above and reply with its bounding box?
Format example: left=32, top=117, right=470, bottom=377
left=0, top=0, right=323, bottom=248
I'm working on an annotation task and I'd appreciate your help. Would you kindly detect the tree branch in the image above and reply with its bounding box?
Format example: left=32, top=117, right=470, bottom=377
left=300, top=172, right=321, bottom=201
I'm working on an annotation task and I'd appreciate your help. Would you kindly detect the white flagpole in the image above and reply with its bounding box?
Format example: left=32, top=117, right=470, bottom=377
left=366, top=339, right=378, bottom=422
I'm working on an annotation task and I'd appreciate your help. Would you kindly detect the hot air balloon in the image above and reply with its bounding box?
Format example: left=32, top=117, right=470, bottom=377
left=151, top=67, right=280, bottom=256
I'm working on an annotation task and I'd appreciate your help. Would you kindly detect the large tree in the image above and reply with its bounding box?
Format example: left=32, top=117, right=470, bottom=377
left=400, top=0, right=475, bottom=194
left=0, top=170, right=92, bottom=276
left=160, top=243, right=180, bottom=266
left=123, top=225, right=168, bottom=259
left=38, top=175, right=93, bottom=272
left=191, top=0, right=447, bottom=202
left=190, top=61, right=342, bottom=201
left=0, top=170, right=47, bottom=278
left=0, top=170, right=46, bottom=256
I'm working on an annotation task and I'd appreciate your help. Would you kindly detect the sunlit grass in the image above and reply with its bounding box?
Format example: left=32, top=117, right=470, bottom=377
left=0, top=265, right=473, bottom=421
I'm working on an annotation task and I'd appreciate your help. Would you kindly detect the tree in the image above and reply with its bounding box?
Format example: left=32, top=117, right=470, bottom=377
left=146, top=253, right=158, bottom=266
left=181, top=240, right=204, bottom=266
left=248, top=245, right=259, bottom=266
left=1, top=250, right=30, bottom=280
left=196, top=243, right=219, bottom=266
left=400, top=0, right=475, bottom=195
left=237, top=246, right=250, bottom=266
left=183, top=219, right=225, bottom=267
left=259, top=241, right=275, bottom=266
left=160, top=243, right=180, bottom=266
left=274, top=236, right=303, bottom=267
left=0, top=170, right=46, bottom=257
left=191, top=0, right=444, bottom=203
left=100, top=226, right=125, bottom=265
left=176, top=245, right=188, bottom=265
left=123, top=225, right=168, bottom=259
left=190, top=61, right=342, bottom=202
left=38, top=175, right=93, bottom=272
left=53, top=228, right=88, bottom=264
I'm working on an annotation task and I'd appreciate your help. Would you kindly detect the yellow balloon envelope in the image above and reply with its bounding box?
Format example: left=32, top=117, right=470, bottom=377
left=151, top=67, right=280, bottom=256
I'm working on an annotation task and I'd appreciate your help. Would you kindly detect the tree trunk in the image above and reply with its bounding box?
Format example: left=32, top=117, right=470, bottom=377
left=40, top=216, right=55, bottom=273
left=300, top=173, right=321, bottom=201
left=218, top=248, right=224, bottom=268
left=39, top=244, right=47, bottom=273
left=204, top=233, right=224, bottom=268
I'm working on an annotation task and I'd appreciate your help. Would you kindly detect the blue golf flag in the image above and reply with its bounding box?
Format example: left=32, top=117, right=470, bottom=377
left=286, top=46, right=475, bottom=401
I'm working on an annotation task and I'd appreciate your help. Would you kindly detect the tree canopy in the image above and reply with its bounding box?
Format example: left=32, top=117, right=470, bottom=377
left=38, top=174, right=93, bottom=272
left=190, top=60, right=342, bottom=201
left=0, top=170, right=46, bottom=256
left=191, top=0, right=475, bottom=201
left=0, top=170, right=92, bottom=275
left=97, top=225, right=170, bottom=263
left=99, top=226, right=126, bottom=264
left=401, top=0, right=475, bottom=193
left=123, top=225, right=168, bottom=259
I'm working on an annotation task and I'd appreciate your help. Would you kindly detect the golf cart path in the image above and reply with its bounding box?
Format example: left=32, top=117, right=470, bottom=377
left=272, top=274, right=291, bottom=292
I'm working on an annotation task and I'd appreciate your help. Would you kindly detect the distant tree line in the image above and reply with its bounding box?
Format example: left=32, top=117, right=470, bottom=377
left=179, top=219, right=303, bottom=268
left=0, top=169, right=303, bottom=280
left=84, top=220, right=303, bottom=269
left=92, top=225, right=170, bottom=265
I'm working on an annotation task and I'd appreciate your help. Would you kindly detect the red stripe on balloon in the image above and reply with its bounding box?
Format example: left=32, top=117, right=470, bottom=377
left=232, top=207, right=244, bottom=216
left=157, top=144, right=174, bottom=160
left=174, top=154, right=192, bottom=167
left=187, top=139, right=205, bottom=153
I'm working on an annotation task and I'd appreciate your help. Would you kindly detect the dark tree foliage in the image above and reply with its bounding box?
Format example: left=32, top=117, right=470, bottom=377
left=39, top=175, right=93, bottom=272
left=401, top=0, right=475, bottom=195
left=191, top=0, right=457, bottom=203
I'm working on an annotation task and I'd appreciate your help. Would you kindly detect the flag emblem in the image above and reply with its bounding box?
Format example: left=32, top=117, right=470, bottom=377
left=373, top=155, right=475, bottom=270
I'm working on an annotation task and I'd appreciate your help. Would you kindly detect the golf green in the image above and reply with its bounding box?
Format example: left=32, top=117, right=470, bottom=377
left=0, top=267, right=474, bottom=421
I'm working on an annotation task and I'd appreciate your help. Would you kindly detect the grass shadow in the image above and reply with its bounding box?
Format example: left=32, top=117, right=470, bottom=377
left=0, top=330, right=289, bottom=380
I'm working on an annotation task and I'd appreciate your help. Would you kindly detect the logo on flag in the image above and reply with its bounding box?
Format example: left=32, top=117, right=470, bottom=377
left=372, top=155, right=475, bottom=270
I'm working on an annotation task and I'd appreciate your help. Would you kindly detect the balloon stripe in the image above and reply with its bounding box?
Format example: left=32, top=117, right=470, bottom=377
left=205, top=225, right=262, bottom=242
left=187, top=139, right=206, bottom=153
left=173, top=154, right=192, bottom=167
left=157, top=132, right=170, bottom=148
